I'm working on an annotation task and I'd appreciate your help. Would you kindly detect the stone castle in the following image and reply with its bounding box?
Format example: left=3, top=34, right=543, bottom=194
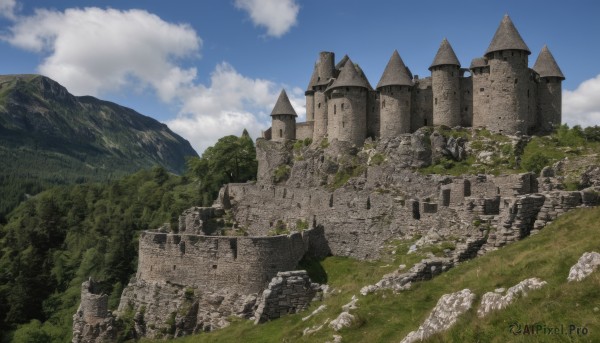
left=266, top=15, right=565, bottom=145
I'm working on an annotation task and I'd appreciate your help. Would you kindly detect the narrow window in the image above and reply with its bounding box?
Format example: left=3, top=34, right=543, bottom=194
left=173, top=265, right=176, bottom=270
left=465, top=106, right=468, bottom=112
left=424, top=119, right=428, bottom=126
left=514, top=78, right=518, bottom=84
left=527, top=89, right=530, bottom=97
left=341, top=103, right=344, bottom=111
left=435, top=98, right=438, bottom=105
left=318, top=103, right=321, bottom=108
left=346, top=87, right=349, bottom=92
left=480, top=88, right=484, bottom=92
left=334, top=104, right=336, bottom=114
left=342, top=121, right=345, bottom=128
left=279, top=129, right=282, bottom=138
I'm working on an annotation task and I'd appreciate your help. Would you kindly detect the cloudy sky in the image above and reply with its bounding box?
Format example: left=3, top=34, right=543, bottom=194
left=1, top=0, right=599, bottom=154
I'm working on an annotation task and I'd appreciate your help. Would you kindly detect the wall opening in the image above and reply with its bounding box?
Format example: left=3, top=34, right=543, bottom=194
left=424, top=119, right=428, bottom=126
left=318, top=103, right=321, bottom=108
left=329, top=194, right=334, bottom=208
left=173, top=265, right=176, bottom=270
left=229, top=238, right=238, bottom=260
left=279, top=129, right=282, bottom=138
left=435, top=98, right=438, bottom=105
left=212, top=265, right=217, bottom=269
left=341, top=103, right=344, bottom=111
left=334, top=104, right=336, bottom=114
left=367, top=196, right=371, bottom=210
left=412, top=201, right=421, bottom=220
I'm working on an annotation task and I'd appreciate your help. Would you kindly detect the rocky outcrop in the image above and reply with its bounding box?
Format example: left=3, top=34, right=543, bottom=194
left=400, top=289, right=475, bottom=343
left=477, top=278, right=547, bottom=317
left=254, top=270, right=320, bottom=324
left=117, top=278, right=257, bottom=339
left=72, top=278, right=117, bottom=343
left=567, top=252, right=600, bottom=282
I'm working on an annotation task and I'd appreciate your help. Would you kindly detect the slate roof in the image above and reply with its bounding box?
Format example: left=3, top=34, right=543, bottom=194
left=533, top=45, right=565, bottom=79
left=485, top=14, right=530, bottom=56
left=429, top=38, right=461, bottom=70
left=327, top=57, right=372, bottom=91
left=469, top=57, right=488, bottom=69
left=270, top=89, right=297, bottom=117
left=377, top=50, right=413, bottom=89
left=335, top=54, right=349, bottom=70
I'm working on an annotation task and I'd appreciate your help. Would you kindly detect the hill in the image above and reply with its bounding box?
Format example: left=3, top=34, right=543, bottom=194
left=162, top=206, right=600, bottom=343
left=0, top=74, right=198, bottom=219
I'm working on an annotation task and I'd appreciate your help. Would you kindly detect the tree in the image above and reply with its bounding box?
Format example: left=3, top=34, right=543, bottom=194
left=187, top=130, right=257, bottom=205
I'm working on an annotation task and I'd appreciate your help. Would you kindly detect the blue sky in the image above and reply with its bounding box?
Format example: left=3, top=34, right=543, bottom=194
left=1, top=0, right=600, bottom=153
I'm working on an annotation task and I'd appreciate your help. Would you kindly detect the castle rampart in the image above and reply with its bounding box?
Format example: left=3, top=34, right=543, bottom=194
left=136, top=230, right=311, bottom=294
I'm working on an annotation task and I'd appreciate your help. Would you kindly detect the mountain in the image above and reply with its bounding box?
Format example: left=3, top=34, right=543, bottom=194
left=0, top=74, right=198, bottom=219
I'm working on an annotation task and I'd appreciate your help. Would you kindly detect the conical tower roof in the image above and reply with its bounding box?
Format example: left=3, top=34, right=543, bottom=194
left=429, top=38, right=461, bottom=70
left=354, top=63, right=374, bottom=90
left=306, top=63, right=319, bottom=93
left=377, top=50, right=413, bottom=89
left=328, top=57, right=371, bottom=90
left=270, top=89, right=297, bottom=117
left=335, top=54, right=350, bottom=70
left=533, top=45, right=565, bottom=80
left=485, top=14, right=530, bottom=56
left=469, top=57, right=488, bottom=69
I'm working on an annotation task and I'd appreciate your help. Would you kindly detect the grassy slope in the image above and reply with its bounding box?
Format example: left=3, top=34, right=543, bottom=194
left=157, top=207, right=600, bottom=343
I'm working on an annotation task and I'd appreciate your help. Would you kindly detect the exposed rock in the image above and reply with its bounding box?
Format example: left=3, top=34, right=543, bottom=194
left=341, top=295, right=358, bottom=312
left=329, top=312, right=355, bottom=331
left=302, top=304, right=327, bottom=321
left=400, top=289, right=475, bottom=343
left=567, top=252, right=600, bottom=282
left=254, top=270, right=320, bottom=324
left=477, top=278, right=547, bottom=317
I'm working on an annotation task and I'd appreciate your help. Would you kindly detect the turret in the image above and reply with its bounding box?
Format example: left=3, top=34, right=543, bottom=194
left=270, top=89, right=297, bottom=142
left=325, top=57, right=370, bottom=146
left=313, top=52, right=335, bottom=142
left=430, top=38, right=461, bottom=127
left=377, top=50, right=413, bottom=137
left=484, top=14, right=531, bottom=134
left=533, top=45, right=565, bottom=134
left=305, top=64, right=318, bottom=122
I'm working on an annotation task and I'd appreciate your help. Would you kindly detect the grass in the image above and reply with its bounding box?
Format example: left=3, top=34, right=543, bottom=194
left=150, top=206, right=600, bottom=343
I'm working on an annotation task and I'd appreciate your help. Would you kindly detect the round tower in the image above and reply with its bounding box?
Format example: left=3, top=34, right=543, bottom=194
left=313, top=52, right=335, bottom=142
left=484, top=14, right=531, bottom=134
left=305, top=63, right=318, bottom=122
left=376, top=50, right=413, bottom=138
left=325, top=57, right=370, bottom=146
left=533, top=45, right=565, bottom=134
left=270, top=89, right=297, bottom=142
left=470, top=57, right=491, bottom=128
left=430, top=38, right=461, bottom=127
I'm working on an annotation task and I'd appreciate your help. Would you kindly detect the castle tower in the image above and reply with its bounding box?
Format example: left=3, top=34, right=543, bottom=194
left=484, top=14, right=531, bottom=134
left=430, top=38, right=462, bottom=127
left=376, top=50, right=413, bottom=137
left=270, top=89, right=297, bottom=142
left=325, top=57, right=370, bottom=146
left=533, top=45, right=565, bottom=134
left=470, top=57, right=491, bottom=129
left=305, top=64, right=318, bottom=122
left=313, top=52, right=335, bottom=142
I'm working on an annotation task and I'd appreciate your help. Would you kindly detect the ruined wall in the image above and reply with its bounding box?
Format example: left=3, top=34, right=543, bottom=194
left=296, top=122, right=314, bottom=141
left=327, top=87, right=367, bottom=146
left=136, top=230, right=311, bottom=294
left=72, top=279, right=116, bottom=343
left=471, top=66, right=491, bottom=129
left=486, top=50, right=530, bottom=134
left=537, top=77, right=562, bottom=134
left=380, top=85, right=411, bottom=138
left=432, top=65, right=461, bottom=127
left=411, top=77, right=433, bottom=131
left=271, top=115, right=296, bottom=142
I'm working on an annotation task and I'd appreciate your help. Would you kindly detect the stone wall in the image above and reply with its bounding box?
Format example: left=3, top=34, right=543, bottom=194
left=411, top=77, right=433, bottom=131
left=254, top=270, right=319, bottom=323
left=459, top=75, right=473, bottom=126
left=296, top=121, right=314, bottom=141
left=471, top=66, right=491, bottom=129
left=72, top=279, right=116, bottom=343
left=136, top=230, right=312, bottom=294
left=271, top=114, right=296, bottom=142
left=379, top=85, right=411, bottom=137
left=313, top=87, right=328, bottom=142
left=327, top=87, right=367, bottom=146
left=537, top=77, right=562, bottom=133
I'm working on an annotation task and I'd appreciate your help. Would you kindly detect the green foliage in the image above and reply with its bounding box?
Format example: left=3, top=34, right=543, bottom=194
left=369, top=153, right=385, bottom=166
left=0, top=167, right=203, bottom=340
left=273, top=165, right=291, bottom=183
left=319, top=138, right=329, bottom=148
left=187, top=130, right=257, bottom=206
left=521, top=153, right=550, bottom=174
left=268, top=220, right=290, bottom=236
left=295, top=219, right=309, bottom=232
left=11, top=320, right=51, bottom=343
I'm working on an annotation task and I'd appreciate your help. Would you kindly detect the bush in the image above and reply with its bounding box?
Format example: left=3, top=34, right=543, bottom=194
left=273, top=165, right=290, bottom=183
left=521, top=153, right=550, bottom=175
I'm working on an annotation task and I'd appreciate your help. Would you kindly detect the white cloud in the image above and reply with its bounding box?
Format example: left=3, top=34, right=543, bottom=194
left=5, top=7, right=201, bottom=100
left=0, top=0, right=17, bottom=19
left=167, top=62, right=305, bottom=153
left=563, top=74, right=600, bottom=128
left=234, top=0, right=299, bottom=37
left=3, top=6, right=305, bottom=154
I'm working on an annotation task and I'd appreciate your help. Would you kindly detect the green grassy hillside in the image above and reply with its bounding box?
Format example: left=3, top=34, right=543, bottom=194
left=160, top=207, right=600, bottom=343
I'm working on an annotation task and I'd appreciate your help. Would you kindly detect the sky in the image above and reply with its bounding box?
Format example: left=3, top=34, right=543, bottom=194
left=1, top=0, right=600, bottom=154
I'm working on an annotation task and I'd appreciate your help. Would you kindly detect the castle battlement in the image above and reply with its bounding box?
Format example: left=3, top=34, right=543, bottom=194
left=136, top=229, right=313, bottom=294
left=265, top=15, right=565, bottom=145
